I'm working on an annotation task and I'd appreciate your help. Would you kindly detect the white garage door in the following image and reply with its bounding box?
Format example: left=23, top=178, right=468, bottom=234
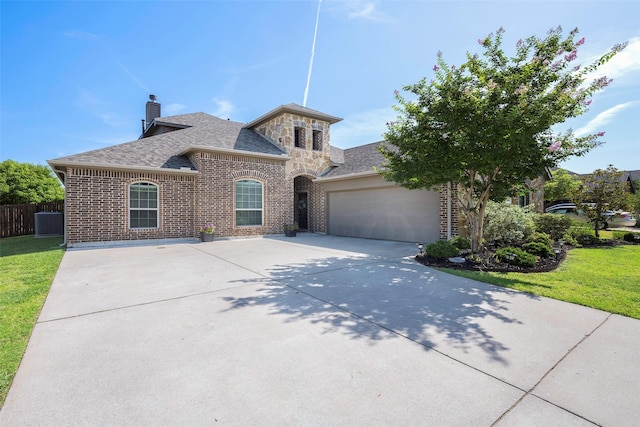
left=327, top=186, right=440, bottom=243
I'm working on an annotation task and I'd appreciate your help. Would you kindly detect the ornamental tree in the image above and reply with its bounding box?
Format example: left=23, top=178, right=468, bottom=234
left=573, top=165, right=629, bottom=237
left=379, top=26, right=625, bottom=252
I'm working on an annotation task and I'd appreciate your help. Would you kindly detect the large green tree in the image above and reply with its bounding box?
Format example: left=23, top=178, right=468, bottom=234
left=544, top=168, right=581, bottom=203
left=0, top=160, right=64, bottom=205
left=380, top=26, right=625, bottom=252
left=573, top=165, right=630, bottom=236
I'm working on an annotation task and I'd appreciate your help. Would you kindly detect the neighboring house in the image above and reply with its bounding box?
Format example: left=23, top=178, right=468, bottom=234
left=510, top=168, right=553, bottom=213
left=622, top=170, right=639, bottom=194
left=49, top=98, right=458, bottom=246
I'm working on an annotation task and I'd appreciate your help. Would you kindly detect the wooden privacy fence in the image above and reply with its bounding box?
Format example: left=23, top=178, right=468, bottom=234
left=0, top=201, right=64, bottom=238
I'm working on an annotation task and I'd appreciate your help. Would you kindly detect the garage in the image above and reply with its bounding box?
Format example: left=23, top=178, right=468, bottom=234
left=323, top=176, right=441, bottom=243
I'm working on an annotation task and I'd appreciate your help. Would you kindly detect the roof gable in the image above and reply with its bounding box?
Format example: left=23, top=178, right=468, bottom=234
left=244, top=103, right=342, bottom=129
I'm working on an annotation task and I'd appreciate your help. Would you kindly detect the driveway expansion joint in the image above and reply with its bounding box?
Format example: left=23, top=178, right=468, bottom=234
left=491, top=313, right=613, bottom=426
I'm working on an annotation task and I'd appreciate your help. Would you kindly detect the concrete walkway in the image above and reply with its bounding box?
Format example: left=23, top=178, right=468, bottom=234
left=1, top=234, right=638, bottom=425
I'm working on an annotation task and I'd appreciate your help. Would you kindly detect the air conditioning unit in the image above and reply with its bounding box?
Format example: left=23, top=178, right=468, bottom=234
left=35, top=212, right=64, bottom=237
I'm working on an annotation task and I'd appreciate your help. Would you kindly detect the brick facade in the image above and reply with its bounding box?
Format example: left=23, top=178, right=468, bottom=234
left=190, top=151, right=291, bottom=237
left=439, top=183, right=460, bottom=239
left=65, top=168, right=196, bottom=244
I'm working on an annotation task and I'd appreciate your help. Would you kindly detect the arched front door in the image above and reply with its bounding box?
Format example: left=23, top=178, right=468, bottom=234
left=294, top=176, right=312, bottom=230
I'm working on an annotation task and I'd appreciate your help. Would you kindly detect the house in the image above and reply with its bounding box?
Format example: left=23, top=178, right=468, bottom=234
left=48, top=97, right=458, bottom=247
left=510, top=169, right=553, bottom=213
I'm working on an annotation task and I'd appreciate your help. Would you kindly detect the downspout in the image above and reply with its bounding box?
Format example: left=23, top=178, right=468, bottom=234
left=447, top=182, right=452, bottom=240
left=53, top=168, right=67, bottom=247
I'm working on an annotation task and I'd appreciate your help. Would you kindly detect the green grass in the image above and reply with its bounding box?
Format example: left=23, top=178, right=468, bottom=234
left=0, top=235, right=64, bottom=407
left=443, top=245, right=640, bottom=319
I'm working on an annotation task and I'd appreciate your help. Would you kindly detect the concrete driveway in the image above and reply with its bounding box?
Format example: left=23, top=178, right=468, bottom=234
left=2, top=234, right=639, bottom=426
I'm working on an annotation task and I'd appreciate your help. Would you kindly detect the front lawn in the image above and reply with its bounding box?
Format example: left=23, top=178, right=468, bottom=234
left=443, top=245, right=640, bottom=319
left=0, top=235, right=64, bottom=407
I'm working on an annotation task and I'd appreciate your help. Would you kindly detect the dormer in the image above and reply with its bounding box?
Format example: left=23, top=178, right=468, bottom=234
left=245, top=104, right=342, bottom=158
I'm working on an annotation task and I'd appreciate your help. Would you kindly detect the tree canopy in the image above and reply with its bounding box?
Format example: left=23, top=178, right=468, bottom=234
left=544, top=168, right=581, bottom=202
left=379, top=26, right=625, bottom=251
left=573, top=165, right=630, bottom=236
left=0, top=160, right=64, bottom=205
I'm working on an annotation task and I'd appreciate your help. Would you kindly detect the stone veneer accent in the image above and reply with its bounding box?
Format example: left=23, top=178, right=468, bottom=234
left=439, top=183, right=460, bottom=239
left=253, top=112, right=332, bottom=177
left=251, top=112, right=334, bottom=234
left=65, top=168, right=196, bottom=244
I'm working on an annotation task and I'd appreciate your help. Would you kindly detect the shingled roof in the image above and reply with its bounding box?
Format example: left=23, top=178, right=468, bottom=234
left=321, top=141, right=387, bottom=178
left=48, top=112, right=287, bottom=172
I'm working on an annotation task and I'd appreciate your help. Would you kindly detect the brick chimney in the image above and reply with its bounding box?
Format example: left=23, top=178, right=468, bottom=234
left=145, top=94, right=161, bottom=130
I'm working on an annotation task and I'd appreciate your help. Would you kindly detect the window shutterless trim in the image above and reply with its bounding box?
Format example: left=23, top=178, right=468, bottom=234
left=129, top=182, right=159, bottom=229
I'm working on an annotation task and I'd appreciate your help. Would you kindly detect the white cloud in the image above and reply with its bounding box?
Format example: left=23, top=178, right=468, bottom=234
left=73, top=87, right=127, bottom=127
left=335, top=1, right=393, bottom=22
left=163, top=103, right=187, bottom=116
left=348, top=2, right=375, bottom=18
left=211, top=98, right=236, bottom=119
left=584, top=37, right=640, bottom=84
left=330, top=106, right=395, bottom=148
left=575, top=101, right=640, bottom=136
left=63, top=29, right=99, bottom=40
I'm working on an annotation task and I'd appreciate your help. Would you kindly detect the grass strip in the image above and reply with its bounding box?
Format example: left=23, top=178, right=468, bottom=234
left=0, top=235, right=64, bottom=407
left=442, top=245, right=640, bottom=319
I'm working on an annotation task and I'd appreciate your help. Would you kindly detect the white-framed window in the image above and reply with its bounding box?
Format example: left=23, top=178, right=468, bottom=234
left=235, top=179, right=263, bottom=226
left=129, top=182, right=158, bottom=229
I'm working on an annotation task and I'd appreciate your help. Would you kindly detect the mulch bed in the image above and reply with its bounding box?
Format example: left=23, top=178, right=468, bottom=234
left=416, top=250, right=566, bottom=273
left=416, top=239, right=633, bottom=273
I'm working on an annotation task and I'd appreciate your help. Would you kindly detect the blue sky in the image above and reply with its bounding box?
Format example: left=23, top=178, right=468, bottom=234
left=2, top=0, right=639, bottom=174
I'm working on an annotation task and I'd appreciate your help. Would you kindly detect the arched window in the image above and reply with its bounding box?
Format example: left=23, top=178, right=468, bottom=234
left=235, top=179, right=263, bottom=226
left=129, top=182, right=158, bottom=229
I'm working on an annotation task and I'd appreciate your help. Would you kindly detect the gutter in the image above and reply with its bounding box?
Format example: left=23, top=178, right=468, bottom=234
left=313, top=170, right=379, bottom=183
left=47, top=161, right=200, bottom=176
left=176, top=146, right=290, bottom=161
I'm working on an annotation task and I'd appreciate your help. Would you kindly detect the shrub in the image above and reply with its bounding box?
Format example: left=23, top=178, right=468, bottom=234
left=496, top=247, right=537, bottom=267
left=425, top=240, right=460, bottom=259
left=612, top=230, right=627, bottom=240
left=567, top=225, right=595, bottom=239
left=484, top=201, right=536, bottom=245
left=528, top=232, right=553, bottom=247
left=561, top=233, right=578, bottom=247
left=449, top=236, right=471, bottom=250
left=523, top=241, right=553, bottom=257
left=623, top=232, right=640, bottom=243
left=534, top=214, right=573, bottom=241
left=576, top=234, right=600, bottom=246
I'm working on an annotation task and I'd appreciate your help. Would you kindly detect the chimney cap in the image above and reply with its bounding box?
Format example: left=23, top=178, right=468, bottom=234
left=149, top=94, right=157, bottom=102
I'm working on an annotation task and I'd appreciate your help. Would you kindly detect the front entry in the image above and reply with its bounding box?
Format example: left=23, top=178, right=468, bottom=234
left=296, top=192, right=308, bottom=229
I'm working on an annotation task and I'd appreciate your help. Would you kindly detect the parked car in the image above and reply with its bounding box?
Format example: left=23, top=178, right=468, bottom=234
left=544, top=203, right=637, bottom=228
left=606, top=211, right=637, bottom=228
